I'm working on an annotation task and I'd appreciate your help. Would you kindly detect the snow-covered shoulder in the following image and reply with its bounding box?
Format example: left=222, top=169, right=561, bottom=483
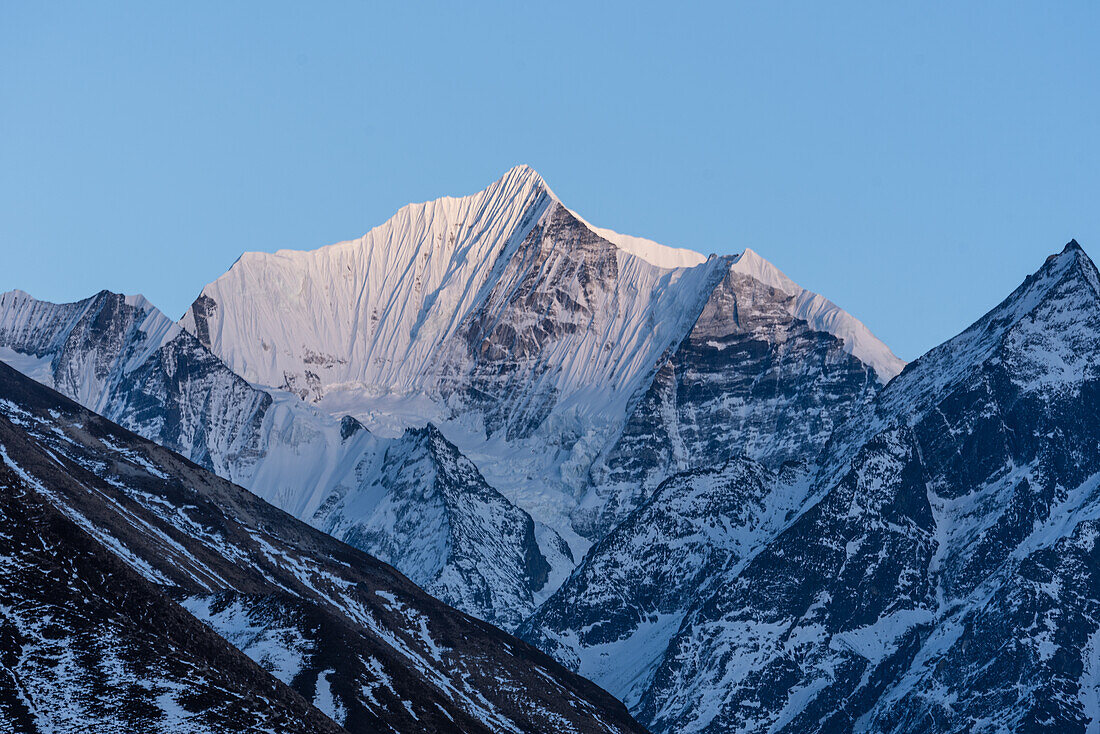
left=731, top=248, right=906, bottom=383
left=566, top=209, right=709, bottom=270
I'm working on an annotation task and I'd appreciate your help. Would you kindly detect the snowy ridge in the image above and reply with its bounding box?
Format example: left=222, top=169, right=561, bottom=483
left=565, top=208, right=710, bottom=269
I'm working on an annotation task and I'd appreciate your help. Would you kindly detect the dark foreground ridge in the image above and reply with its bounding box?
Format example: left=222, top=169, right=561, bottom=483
left=0, top=360, right=646, bottom=734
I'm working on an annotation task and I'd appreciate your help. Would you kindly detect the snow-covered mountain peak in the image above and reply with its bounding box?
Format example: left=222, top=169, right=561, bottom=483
left=498, top=162, right=552, bottom=192
left=217, top=164, right=554, bottom=269
left=823, top=239, right=1100, bottom=484
left=178, top=165, right=732, bottom=399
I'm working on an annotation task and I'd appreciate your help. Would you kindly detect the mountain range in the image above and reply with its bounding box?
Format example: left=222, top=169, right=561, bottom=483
left=2, top=166, right=1098, bottom=733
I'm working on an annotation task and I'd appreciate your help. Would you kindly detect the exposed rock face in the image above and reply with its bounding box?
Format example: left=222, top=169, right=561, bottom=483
left=638, top=427, right=936, bottom=733
left=0, top=360, right=647, bottom=734
left=447, top=203, right=627, bottom=440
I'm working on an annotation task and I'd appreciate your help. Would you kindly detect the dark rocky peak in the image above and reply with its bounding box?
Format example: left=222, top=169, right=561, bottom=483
left=823, top=240, right=1100, bottom=484
left=338, top=414, right=364, bottom=440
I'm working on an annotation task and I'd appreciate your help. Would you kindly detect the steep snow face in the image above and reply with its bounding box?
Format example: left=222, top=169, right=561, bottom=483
left=0, top=290, right=566, bottom=629
left=180, top=166, right=901, bottom=549
left=181, top=165, right=557, bottom=395
left=631, top=242, right=1100, bottom=733
left=182, top=165, right=723, bottom=403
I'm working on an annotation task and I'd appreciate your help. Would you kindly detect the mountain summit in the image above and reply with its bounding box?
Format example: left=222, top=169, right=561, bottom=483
left=178, top=166, right=903, bottom=546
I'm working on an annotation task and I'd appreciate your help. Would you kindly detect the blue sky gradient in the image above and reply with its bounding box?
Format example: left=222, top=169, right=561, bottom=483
left=2, top=2, right=1097, bottom=360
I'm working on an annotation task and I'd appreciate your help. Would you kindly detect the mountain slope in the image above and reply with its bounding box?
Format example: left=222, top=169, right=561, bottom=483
left=633, top=241, right=1100, bottom=733
left=0, top=452, right=343, bottom=734
left=0, top=290, right=566, bottom=629
left=0, top=359, right=646, bottom=734
left=522, top=458, right=811, bottom=708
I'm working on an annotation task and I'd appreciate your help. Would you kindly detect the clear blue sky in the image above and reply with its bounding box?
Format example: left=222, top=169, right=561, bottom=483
left=2, top=2, right=1097, bottom=361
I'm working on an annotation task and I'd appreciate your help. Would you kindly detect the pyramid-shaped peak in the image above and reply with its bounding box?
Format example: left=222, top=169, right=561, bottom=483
left=1038, top=238, right=1096, bottom=284
left=964, top=240, right=1097, bottom=346
left=1046, top=238, right=1087, bottom=265
left=501, top=163, right=546, bottom=184
left=874, top=239, right=1100, bottom=417
left=729, top=248, right=801, bottom=296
